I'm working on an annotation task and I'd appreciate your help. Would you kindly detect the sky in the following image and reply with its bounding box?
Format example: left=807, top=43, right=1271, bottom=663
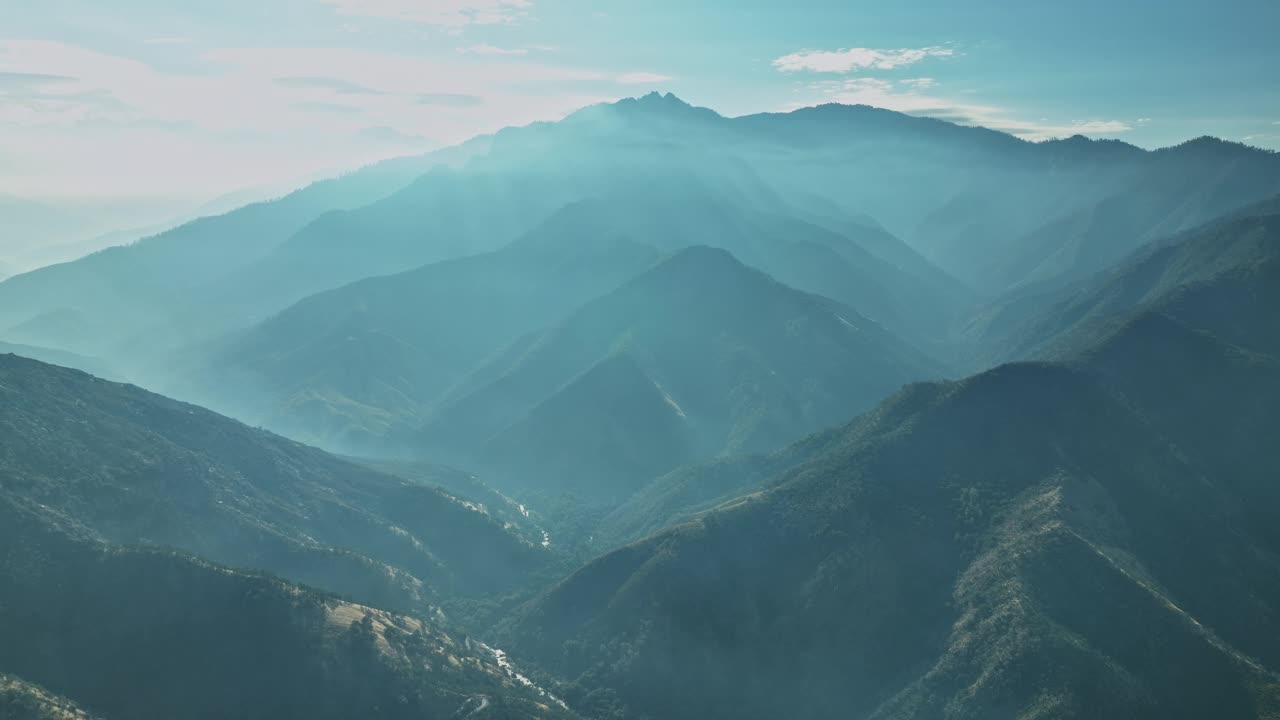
left=2, top=0, right=1278, bottom=204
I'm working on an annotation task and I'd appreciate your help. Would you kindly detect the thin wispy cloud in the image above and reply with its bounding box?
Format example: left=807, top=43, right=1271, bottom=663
left=358, top=125, right=432, bottom=145
left=1242, top=132, right=1280, bottom=146
left=416, top=92, right=485, bottom=107
left=144, top=37, right=193, bottom=45
left=0, top=40, right=617, bottom=195
left=616, top=72, right=673, bottom=85
left=793, top=76, right=1133, bottom=141
left=460, top=44, right=528, bottom=55
left=207, top=46, right=609, bottom=90
left=0, top=71, right=77, bottom=92
left=898, top=78, right=937, bottom=90
left=318, top=0, right=533, bottom=28
left=291, top=100, right=362, bottom=114
left=774, top=46, right=953, bottom=74
left=458, top=43, right=554, bottom=55
left=274, top=76, right=386, bottom=95
left=0, top=52, right=140, bottom=128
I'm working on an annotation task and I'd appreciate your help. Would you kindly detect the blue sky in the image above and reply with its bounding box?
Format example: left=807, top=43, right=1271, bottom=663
left=2, top=0, right=1277, bottom=201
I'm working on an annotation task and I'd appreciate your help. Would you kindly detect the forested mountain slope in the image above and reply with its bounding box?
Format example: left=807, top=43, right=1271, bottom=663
left=0, top=354, right=546, bottom=618
left=419, top=245, right=935, bottom=501
left=0, top=495, right=571, bottom=720
left=502, top=203, right=1280, bottom=720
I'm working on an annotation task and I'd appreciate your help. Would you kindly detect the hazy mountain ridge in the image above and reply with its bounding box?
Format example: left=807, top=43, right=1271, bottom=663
left=4, top=91, right=1280, bottom=720
left=168, top=209, right=663, bottom=450
left=973, top=194, right=1280, bottom=364
left=938, top=137, right=1280, bottom=291
left=9, top=94, right=1277, bottom=382
left=0, top=141, right=487, bottom=358
left=0, top=341, right=121, bottom=381
left=172, top=163, right=967, bottom=454
left=476, top=352, right=698, bottom=502
left=499, top=205, right=1280, bottom=719
left=508, top=355, right=1280, bottom=719
left=0, top=194, right=99, bottom=262
left=417, top=245, right=936, bottom=501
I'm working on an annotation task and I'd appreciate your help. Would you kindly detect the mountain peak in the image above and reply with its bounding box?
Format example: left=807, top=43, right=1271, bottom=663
left=1037, top=133, right=1144, bottom=159
left=636, top=90, right=689, bottom=106
left=652, top=244, right=745, bottom=278
left=609, top=92, right=722, bottom=121
left=622, top=245, right=828, bottom=312
left=1159, top=134, right=1275, bottom=159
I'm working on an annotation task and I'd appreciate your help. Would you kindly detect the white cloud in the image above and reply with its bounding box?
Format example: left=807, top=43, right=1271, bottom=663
left=774, top=45, right=1140, bottom=141
left=460, top=44, right=527, bottom=55
left=1242, top=132, right=1280, bottom=148
left=791, top=76, right=1133, bottom=141
left=898, top=77, right=936, bottom=89
left=144, top=37, right=193, bottom=45
left=318, top=0, right=532, bottom=27
left=774, top=46, right=953, bottom=74
left=0, top=40, right=614, bottom=196
left=274, top=76, right=386, bottom=94
left=358, top=125, right=433, bottom=146
left=616, top=71, right=672, bottom=85
left=292, top=100, right=363, bottom=114
left=202, top=45, right=608, bottom=90
left=459, top=43, right=556, bottom=55
left=416, top=92, right=484, bottom=106
left=0, top=71, right=77, bottom=95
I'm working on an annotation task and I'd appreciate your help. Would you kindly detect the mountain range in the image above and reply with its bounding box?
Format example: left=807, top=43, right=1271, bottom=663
left=418, top=244, right=934, bottom=502
left=2, top=92, right=1279, bottom=720
left=501, top=197, right=1280, bottom=719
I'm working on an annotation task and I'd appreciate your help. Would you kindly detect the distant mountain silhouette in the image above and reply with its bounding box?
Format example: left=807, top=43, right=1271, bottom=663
left=0, top=341, right=121, bottom=381
left=477, top=352, right=698, bottom=501
left=972, top=193, right=1280, bottom=364
left=419, top=245, right=936, bottom=501
left=4, top=92, right=1280, bottom=720
left=174, top=207, right=661, bottom=450
left=0, top=194, right=96, bottom=260
left=8, top=94, right=1276, bottom=383
left=0, top=140, right=488, bottom=358
left=501, top=201, right=1280, bottom=720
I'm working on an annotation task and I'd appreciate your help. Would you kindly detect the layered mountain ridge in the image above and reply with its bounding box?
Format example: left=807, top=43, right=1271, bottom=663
left=2, top=92, right=1279, bottom=720
left=497, top=196, right=1280, bottom=720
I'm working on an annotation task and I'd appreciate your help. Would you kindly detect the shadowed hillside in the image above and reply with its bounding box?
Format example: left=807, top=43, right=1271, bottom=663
left=419, top=245, right=936, bottom=501
left=0, top=495, right=572, bottom=720
left=970, top=194, right=1280, bottom=365
left=0, top=354, right=547, bottom=619
left=173, top=210, right=661, bottom=450
left=501, top=202, right=1280, bottom=720
left=5, top=84, right=1280, bottom=720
